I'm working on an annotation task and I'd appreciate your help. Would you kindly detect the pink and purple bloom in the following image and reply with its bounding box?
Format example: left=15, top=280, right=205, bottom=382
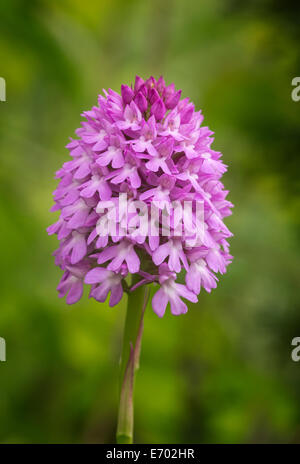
left=48, top=76, right=233, bottom=317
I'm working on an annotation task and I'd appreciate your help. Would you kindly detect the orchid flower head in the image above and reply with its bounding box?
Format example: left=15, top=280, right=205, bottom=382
left=48, top=76, right=233, bottom=317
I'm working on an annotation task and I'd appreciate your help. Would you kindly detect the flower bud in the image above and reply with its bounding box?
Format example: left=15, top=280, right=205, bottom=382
left=145, top=76, right=156, bottom=89
left=121, top=85, right=134, bottom=105
left=149, top=88, right=160, bottom=105
left=150, top=98, right=166, bottom=120
left=164, top=83, right=175, bottom=100
left=165, top=90, right=181, bottom=110
left=134, top=91, right=148, bottom=112
left=156, top=76, right=166, bottom=95
left=134, top=75, right=144, bottom=93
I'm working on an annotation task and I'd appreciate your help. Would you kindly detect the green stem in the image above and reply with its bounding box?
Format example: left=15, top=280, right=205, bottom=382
left=116, top=279, right=149, bottom=444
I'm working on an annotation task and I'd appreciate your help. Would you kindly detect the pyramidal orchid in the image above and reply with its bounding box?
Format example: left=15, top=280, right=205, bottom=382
left=48, top=76, right=233, bottom=443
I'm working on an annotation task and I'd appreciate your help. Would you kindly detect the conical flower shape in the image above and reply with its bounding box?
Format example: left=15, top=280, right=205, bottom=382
left=48, top=76, right=233, bottom=317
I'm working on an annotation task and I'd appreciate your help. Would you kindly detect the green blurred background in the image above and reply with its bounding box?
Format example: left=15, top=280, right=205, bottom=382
left=0, top=0, right=300, bottom=443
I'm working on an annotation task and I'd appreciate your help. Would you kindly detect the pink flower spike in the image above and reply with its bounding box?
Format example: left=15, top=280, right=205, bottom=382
left=48, top=75, right=233, bottom=315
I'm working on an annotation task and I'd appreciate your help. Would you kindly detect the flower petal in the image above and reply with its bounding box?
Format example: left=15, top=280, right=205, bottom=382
left=152, top=288, right=168, bottom=318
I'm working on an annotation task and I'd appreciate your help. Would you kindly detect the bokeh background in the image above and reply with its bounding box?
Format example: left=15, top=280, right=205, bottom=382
left=0, top=0, right=300, bottom=443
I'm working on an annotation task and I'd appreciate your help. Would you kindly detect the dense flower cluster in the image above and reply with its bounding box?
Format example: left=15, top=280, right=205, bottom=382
left=48, top=76, right=233, bottom=317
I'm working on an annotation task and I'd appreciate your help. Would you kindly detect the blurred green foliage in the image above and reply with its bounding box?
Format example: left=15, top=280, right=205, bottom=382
left=0, top=0, right=299, bottom=443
